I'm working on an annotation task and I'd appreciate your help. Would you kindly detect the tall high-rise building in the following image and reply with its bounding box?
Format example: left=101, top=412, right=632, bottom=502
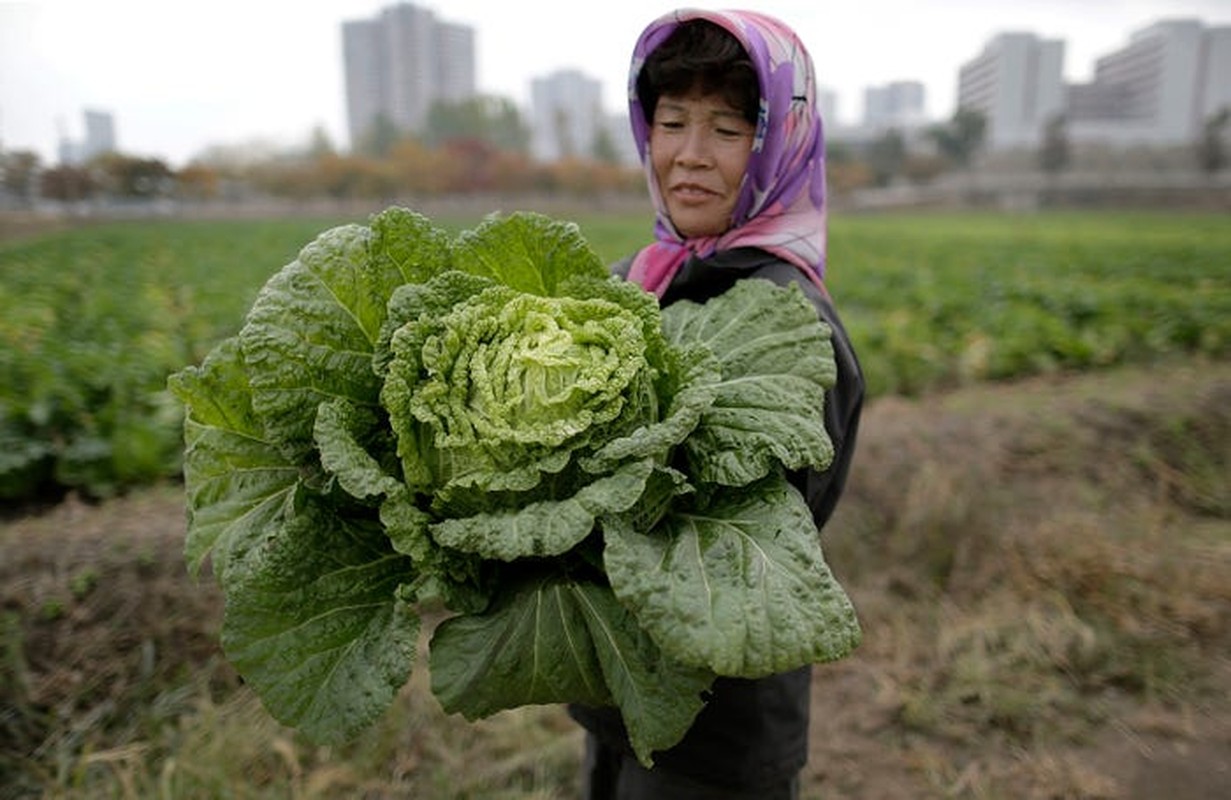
left=1200, top=26, right=1231, bottom=121
left=1068, top=19, right=1231, bottom=146
left=82, top=110, right=116, bottom=159
left=436, top=22, right=476, bottom=105
left=957, top=32, right=1066, bottom=150
left=817, top=88, right=838, bottom=130
left=342, top=18, right=385, bottom=149
left=57, top=109, right=116, bottom=165
left=529, top=69, right=605, bottom=162
left=862, top=81, right=927, bottom=132
left=342, top=3, right=476, bottom=149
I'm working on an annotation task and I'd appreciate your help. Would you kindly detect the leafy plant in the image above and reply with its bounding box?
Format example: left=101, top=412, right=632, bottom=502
left=168, top=207, right=858, bottom=765
left=0, top=219, right=345, bottom=501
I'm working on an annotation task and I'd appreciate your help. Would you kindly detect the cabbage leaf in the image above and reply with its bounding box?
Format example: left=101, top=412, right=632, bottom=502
left=603, top=473, right=860, bottom=677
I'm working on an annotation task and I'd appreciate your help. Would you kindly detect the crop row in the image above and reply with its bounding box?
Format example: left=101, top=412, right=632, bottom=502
left=827, top=213, right=1230, bottom=395
left=1, top=210, right=1228, bottom=502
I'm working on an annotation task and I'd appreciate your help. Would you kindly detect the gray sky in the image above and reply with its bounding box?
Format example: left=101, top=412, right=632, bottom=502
left=3, top=0, right=1229, bottom=166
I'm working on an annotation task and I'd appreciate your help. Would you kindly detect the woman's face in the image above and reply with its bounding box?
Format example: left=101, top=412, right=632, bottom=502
left=649, top=92, right=754, bottom=238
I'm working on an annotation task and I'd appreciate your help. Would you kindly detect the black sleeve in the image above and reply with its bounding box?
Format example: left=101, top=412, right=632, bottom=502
left=749, top=262, right=865, bottom=531
left=609, top=255, right=633, bottom=279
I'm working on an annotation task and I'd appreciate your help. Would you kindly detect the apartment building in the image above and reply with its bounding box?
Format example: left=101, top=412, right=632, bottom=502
left=57, top=109, right=117, bottom=165
left=528, top=69, right=605, bottom=162
left=862, top=81, right=928, bottom=132
left=956, top=32, right=1066, bottom=151
left=1068, top=19, right=1231, bottom=146
left=957, top=19, right=1230, bottom=152
left=342, top=3, right=476, bottom=148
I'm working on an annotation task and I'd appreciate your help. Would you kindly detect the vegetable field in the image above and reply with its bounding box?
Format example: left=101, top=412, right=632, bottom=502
left=1, top=210, right=1228, bottom=504
left=2, top=208, right=1229, bottom=799
left=825, top=212, right=1230, bottom=395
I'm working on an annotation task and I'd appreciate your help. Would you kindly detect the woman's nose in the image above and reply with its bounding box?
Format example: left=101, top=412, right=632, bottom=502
left=675, top=127, right=712, bottom=166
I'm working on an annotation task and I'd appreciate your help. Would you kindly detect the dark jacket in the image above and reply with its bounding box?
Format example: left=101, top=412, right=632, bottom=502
left=569, top=246, right=865, bottom=788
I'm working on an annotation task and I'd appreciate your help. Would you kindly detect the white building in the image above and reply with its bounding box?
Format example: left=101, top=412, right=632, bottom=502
left=957, top=32, right=1066, bottom=151
left=605, top=112, right=640, bottom=167
left=83, top=110, right=116, bottom=159
left=1201, top=26, right=1231, bottom=121
left=529, top=69, right=606, bottom=162
left=435, top=21, right=476, bottom=105
left=817, top=88, right=838, bottom=131
left=57, top=109, right=116, bottom=165
left=1068, top=19, right=1231, bottom=146
left=342, top=3, right=476, bottom=148
left=862, top=81, right=928, bottom=132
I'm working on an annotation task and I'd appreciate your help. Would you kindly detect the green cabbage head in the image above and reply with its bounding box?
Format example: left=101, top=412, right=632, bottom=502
left=168, top=208, right=859, bottom=766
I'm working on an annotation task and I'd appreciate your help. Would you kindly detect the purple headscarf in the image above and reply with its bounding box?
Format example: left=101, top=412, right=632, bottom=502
left=626, top=8, right=828, bottom=298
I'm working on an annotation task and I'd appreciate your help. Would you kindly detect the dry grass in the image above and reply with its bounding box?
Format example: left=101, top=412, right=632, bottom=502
left=810, top=357, right=1231, bottom=798
left=3, top=358, right=1229, bottom=798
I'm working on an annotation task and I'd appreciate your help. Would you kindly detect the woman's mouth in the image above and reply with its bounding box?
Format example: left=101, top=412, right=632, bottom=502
left=670, top=183, right=718, bottom=202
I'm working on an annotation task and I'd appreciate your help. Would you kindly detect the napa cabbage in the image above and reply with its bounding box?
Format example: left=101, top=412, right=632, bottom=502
left=168, top=207, right=859, bottom=765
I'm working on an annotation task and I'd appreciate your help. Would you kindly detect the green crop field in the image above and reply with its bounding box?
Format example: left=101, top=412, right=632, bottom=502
left=827, top=211, right=1230, bottom=394
left=1, top=209, right=1228, bottom=502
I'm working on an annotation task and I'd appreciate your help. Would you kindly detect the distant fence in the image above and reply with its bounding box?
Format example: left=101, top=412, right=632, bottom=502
left=4, top=175, right=1230, bottom=228
left=847, top=170, right=1231, bottom=212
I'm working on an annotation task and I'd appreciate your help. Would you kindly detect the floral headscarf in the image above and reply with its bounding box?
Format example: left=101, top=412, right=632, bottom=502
left=626, top=8, right=828, bottom=297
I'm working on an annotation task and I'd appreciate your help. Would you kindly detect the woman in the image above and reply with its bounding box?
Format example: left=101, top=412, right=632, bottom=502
left=569, top=9, right=865, bottom=799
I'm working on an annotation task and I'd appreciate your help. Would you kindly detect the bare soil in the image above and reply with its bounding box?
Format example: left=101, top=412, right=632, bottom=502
left=2, top=360, right=1228, bottom=798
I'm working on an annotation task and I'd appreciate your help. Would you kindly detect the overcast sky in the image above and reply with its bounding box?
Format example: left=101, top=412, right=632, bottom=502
left=2, top=0, right=1229, bottom=166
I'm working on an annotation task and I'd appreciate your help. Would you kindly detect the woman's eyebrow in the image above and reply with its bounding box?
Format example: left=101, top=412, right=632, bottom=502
left=656, top=100, right=688, bottom=114
left=656, top=102, right=747, bottom=122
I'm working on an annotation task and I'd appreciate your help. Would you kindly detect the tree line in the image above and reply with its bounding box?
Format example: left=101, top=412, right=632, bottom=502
left=3, top=101, right=1226, bottom=210
left=0, top=136, right=643, bottom=209
left=0, top=96, right=644, bottom=208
